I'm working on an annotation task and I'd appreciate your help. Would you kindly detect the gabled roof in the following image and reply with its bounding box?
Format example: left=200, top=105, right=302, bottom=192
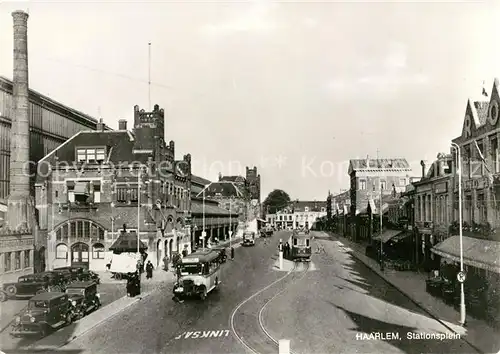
left=36, top=130, right=145, bottom=183
left=196, top=181, right=244, bottom=198
left=348, top=158, right=411, bottom=174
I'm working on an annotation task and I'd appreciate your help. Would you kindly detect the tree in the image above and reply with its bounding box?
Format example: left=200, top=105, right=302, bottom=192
left=263, top=189, right=291, bottom=214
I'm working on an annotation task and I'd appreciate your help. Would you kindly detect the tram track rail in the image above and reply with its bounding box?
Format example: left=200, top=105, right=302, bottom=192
left=230, top=261, right=310, bottom=354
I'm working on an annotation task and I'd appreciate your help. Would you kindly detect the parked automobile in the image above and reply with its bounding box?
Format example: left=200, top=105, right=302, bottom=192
left=0, top=272, right=67, bottom=302
left=10, top=292, right=74, bottom=338
left=78, top=270, right=100, bottom=284
left=53, top=266, right=86, bottom=282
left=65, top=281, right=101, bottom=320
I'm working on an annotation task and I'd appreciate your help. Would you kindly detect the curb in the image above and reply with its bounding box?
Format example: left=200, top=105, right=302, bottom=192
left=28, top=282, right=166, bottom=351
left=324, top=233, right=484, bottom=354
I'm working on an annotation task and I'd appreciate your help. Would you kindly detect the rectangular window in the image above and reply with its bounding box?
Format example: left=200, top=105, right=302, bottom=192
left=75, top=147, right=106, bottom=163
left=129, top=187, right=138, bottom=202
left=360, top=180, right=366, bottom=190
left=14, top=251, right=21, bottom=270
left=24, top=250, right=30, bottom=268
left=77, top=221, right=84, bottom=238
left=93, top=183, right=101, bottom=203
left=86, top=149, right=96, bottom=162
left=77, top=149, right=86, bottom=162
left=92, top=245, right=105, bottom=259
left=399, top=178, right=406, bottom=186
left=67, top=181, right=75, bottom=203
left=380, top=181, right=387, bottom=190
left=116, top=187, right=127, bottom=203
left=96, top=148, right=105, bottom=162
left=4, top=252, right=11, bottom=271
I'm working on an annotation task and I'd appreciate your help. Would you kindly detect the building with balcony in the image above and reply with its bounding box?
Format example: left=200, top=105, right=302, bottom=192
left=34, top=104, right=195, bottom=271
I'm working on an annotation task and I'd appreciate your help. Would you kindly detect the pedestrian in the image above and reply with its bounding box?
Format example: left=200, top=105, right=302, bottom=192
left=231, top=246, right=235, bottom=260
left=182, top=248, right=188, bottom=258
left=163, top=255, right=169, bottom=271
left=146, top=260, right=153, bottom=279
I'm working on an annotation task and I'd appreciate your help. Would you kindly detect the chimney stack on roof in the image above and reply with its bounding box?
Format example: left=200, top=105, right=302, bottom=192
left=96, top=118, right=104, bottom=131
left=118, top=119, right=127, bottom=130
left=420, top=160, right=427, bottom=178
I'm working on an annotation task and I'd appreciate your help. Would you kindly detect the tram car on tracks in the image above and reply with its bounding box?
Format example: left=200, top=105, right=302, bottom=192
left=289, top=231, right=312, bottom=262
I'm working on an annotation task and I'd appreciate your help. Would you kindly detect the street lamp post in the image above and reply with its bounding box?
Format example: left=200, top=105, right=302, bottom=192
left=379, top=178, right=384, bottom=271
left=202, top=188, right=206, bottom=250
left=451, top=142, right=466, bottom=326
left=137, top=167, right=142, bottom=255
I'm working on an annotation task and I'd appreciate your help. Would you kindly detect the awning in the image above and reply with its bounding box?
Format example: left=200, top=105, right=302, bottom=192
left=372, top=229, right=403, bottom=243
left=109, top=231, right=148, bottom=252
left=74, top=182, right=90, bottom=195
left=432, top=236, right=500, bottom=274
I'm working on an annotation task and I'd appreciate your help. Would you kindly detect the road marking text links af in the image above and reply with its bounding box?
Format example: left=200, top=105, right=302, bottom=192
left=175, top=330, right=231, bottom=340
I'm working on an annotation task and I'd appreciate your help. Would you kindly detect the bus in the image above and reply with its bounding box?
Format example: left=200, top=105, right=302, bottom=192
left=172, top=249, right=221, bottom=300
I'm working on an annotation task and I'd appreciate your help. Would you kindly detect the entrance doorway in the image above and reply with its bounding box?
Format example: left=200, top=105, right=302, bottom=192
left=37, top=246, right=46, bottom=273
left=71, top=242, right=89, bottom=269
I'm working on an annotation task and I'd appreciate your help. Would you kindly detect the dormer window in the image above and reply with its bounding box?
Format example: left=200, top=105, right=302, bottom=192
left=76, top=147, right=106, bottom=164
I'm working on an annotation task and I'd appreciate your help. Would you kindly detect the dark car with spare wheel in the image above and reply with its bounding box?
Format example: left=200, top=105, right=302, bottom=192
left=10, top=292, right=74, bottom=338
left=0, top=272, right=67, bottom=302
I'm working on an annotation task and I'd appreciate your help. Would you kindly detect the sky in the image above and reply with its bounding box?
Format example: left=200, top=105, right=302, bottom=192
left=1, top=0, right=500, bottom=201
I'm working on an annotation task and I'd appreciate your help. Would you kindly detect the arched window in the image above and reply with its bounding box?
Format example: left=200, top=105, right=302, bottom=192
left=55, top=244, right=68, bottom=259
left=92, top=243, right=105, bottom=259
left=55, top=220, right=106, bottom=241
left=167, top=216, right=174, bottom=223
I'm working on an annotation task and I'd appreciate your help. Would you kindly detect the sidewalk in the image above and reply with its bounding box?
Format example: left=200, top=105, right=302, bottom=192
left=322, top=232, right=500, bottom=354
left=30, top=268, right=175, bottom=351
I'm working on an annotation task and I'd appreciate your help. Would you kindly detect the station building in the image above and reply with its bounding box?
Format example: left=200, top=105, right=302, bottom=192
left=35, top=105, right=197, bottom=271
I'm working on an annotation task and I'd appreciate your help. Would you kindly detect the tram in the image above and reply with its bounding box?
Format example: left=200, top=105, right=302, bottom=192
left=290, top=231, right=312, bottom=262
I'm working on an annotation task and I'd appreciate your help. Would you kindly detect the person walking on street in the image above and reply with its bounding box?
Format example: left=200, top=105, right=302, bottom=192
left=231, top=246, right=235, bottom=260
left=146, top=260, right=153, bottom=279
left=163, top=255, right=169, bottom=271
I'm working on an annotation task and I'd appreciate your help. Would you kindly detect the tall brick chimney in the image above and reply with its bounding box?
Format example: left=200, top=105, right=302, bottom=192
left=7, top=10, right=32, bottom=231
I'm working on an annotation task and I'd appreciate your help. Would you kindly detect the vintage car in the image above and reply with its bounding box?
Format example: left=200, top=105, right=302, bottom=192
left=65, top=281, right=101, bottom=319
left=53, top=266, right=87, bottom=282
left=242, top=231, right=256, bottom=246
left=0, top=272, right=67, bottom=302
left=10, top=292, right=74, bottom=337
